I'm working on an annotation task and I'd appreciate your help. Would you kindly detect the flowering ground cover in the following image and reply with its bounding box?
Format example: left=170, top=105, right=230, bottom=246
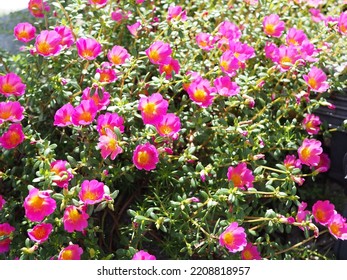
left=0, top=0, right=347, bottom=260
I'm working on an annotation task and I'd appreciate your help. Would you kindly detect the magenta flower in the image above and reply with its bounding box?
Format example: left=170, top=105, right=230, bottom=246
left=28, top=0, right=50, bottom=18
left=298, top=138, right=323, bottom=167
left=155, top=113, right=181, bottom=138
left=63, top=205, right=89, bottom=233
left=312, top=200, right=335, bottom=226
left=219, top=222, right=247, bottom=253
left=228, top=41, right=255, bottom=63
left=58, top=244, right=83, bottom=260
left=0, top=195, right=5, bottom=211
left=79, top=180, right=105, bottom=205
left=276, top=45, right=301, bottom=72
left=132, top=250, right=156, bottom=260
left=0, top=123, right=25, bottom=150
left=0, top=72, right=26, bottom=97
left=303, top=66, right=329, bottom=93
left=296, top=201, right=311, bottom=230
left=327, top=213, right=347, bottom=240
left=71, top=100, right=98, bottom=126
left=28, top=223, right=53, bottom=244
left=241, top=243, right=262, bottom=260
left=127, top=21, right=141, bottom=37
left=195, top=32, right=216, bottom=51
left=286, top=28, right=308, bottom=46
left=309, top=8, right=325, bottom=23
left=76, top=37, right=102, bottom=60
left=219, top=50, right=239, bottom=75
left=145, top=41, right=172, bottom=65
left=23, top=187, right=56, bottom=222
left=187, top=78, right=216, bottom=108
left=138, top=93, right=168, bottom=125
left=35, top=30, right=62, bottom=57
left=54, top=26, right=75, bottom=48
left=217, top=20, right=242, bottom=42
left=338, top=12, right=347, bottom=35
left=107, top=45, right=130, bottom=66
left=96, top=62, right=117, bottom=83
left=133, top=143, right=159, bottom=171
left=315, top=153, right=330, bottom=173
left=159, top=58, right=180, bottom=79
left=227, top=162, right=254, bottom=190
left=0, top=101, right=24, bottom=124
left=53, top=103, right=74, bottom=127
left=97, top=112, right=125, bottom=135
left=0, top=223, right=15, bottom=254
left=97, top=128, right=123, bottom=160
left=214, top=76, right=240, bottom=97
left=284, top=154, right=302, bottom=170
left=302, top=113, right=321, bottom=135
left=88, top=0, right=108, bottom=8
left=81, top=87, right=110, bottom=111
left=50, top=160, right=74, bottom=189
left=263, top=14, right=285, bottom=38
left=14, top=22, right=36, bottom=43
left=264, top=42, right=279, bottom=62
left=111, top=9, right=127, bottom=22
left=167, top=5, right=187, bottom=21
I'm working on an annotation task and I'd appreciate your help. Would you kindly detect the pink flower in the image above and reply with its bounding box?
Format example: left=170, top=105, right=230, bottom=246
left=88, top=0, right=108, bottom=8
left=303, top=66, right=329, bottom=93
left=302, top=113, right=321, bottom=135
left=58, top=244, right=83, bottom=260
left=338, top=12, right=347, bottom=35
left=96, top=62, right=117, bottom=83
left=219, top=222, right=247, bottom=253
left=286, top=28, right=308, bottom=46
left=107, top=45, right=130, bottom=66
left=97, top=112, right=125, bottom=135
left=28, top=223, right=53, bottom=244
left=217, top=21, right=242, bottom=42
left=63, top=205, right=89, bottom=233
left=219, top=50, right=239, bottom=75
left=214, top=76, right=240, bottom=97
left=145, top=41, right=172, bottom=65
left=53, top=103, right=74, bottom=127
left=298, top=40, right=318, bottom=62
left=0, top=123, right=25, bottom=150
left=0, top=101, right=24, bottom=124
left=312, top=200, right=335, bottom=226
left=0, top=72, right=26, bottom=97
left=276, top=45, right=301, bottom=72
left=81, top=87, right=110, bottom=111
left=241, top=243, right=262, bottom=260
left=35, top=30, right=62, bottom=57
left=195, top=32, right=216, bottom=51
left=306, top=0, right=326, bottom=8
left=327, top=213, right=347, bottom=240
left=50, top=160, right=74, bottom=189
left=138, top=93, right=168, bottom=125
left=132, top=250, right=156, bottom=260
left=187, top=78, right=216, bottom=108
left=264, top=42, right=279, bottom=61
left=228, top=41, right=255, bottom=63
left=155, top=113, right=181, bottom=138
left=158, top=58, right=180, bottom=79
left=28, top=0, right=50, bottom=18
left=133, top=143, right=159, bottom=171
left=284, top=154, right=302, bottom=170
left=315, top=153, right=330, bottom=173
left=54, top=26, right=75, bottom=48
left=296, top=201, right=311, bottom=230
left=97, top=129, right=123, bottom=160
left=263, top=14, right=285, bottom=37
left=111, top=9, right=127, bottom=22
left=227, top=162, right=254, bottom=190
left=0, top=223, right=15, bottom=254
left=309, top=8, right=325, bottom=22
left=76, top=37, right=102, bottom=60
left=127, top=21, right=141, bottom=37
left=23, top=187, right=56, bottom=222
left=167, top=5, right=187, bottom=21
left=71, top=100, right=98, bottom=126
left=14, top=22, right=36, bottom=43
left=0, top=195, right=5, bottom=211
left=79, top=180, right=105, bottom=205
left=298, top=138, right=323, bottom=167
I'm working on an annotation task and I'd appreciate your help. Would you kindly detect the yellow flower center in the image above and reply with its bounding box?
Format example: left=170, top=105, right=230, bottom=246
left=193, top=89, right=207, bottom=102
left=111, top=55, right=121, bottom=65
left=28, top=194, right=44, bottom=210
left=37, top=41, right=51, bottom=55
left=32, top=227, right=47, bottom=240
left=308, top=77, right=317, bottom=89
left=61, top=249, right=73, bottom=260
left=79, top=111, right=92, bottom=123
left=1, top=83, right=15, bottom=93
left=143, top=102, right=156, bottom=115
left=300, top=147, right=311, bottom=162
left=158, top=124, right=172, bottom=135
left=81, top=49, right=94, bottom=59
left=242, top=250, right=253, bottom=260
left=230, top=173, right=243, bottom=187
left=315, top=209, right=325, bottom=221
left=220, top=60, right=229, bottom=71
left=0, top=109, right=12, bottom=120
left=137, top=151, right=150, bottom=165
left=280, top=56, right=292, bottom=68
left=149, top=50, right=160, bottom=62
left=223, top=232, right=234, bottom=246
left=162, top=64, right=173, bottom=75
left=265, top=24, right=275, bottom=35
left=68, top=208, right=82, bottom=222
left=330, top=223, right=340, bottom=236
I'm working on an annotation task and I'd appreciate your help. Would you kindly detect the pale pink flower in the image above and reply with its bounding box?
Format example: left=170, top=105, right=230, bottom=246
left=97, top=129, right=123, bottom=160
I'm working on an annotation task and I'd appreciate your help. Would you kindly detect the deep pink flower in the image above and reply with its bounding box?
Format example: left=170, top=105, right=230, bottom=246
left=76, top=37, right=102, bottom=60
left=187, top=78, right=216, bottom=108
left=286, top=28, right=308, bottom=46
left=241, top=243, right=262, bottom=260
left=338, top=12, right=347, bottom=35
left=71, top=100, right=98, bottom=126
left=14, top=22, right=36, bottom=43
left=195, top=32, right=216, bottom=51
left=0, top=223, right=15, bottom=254
left=96, top=62, right=117, bottom=83
left=303, top=66, right=329, bottom=93
left=132, top=250, right=156, bottom=260
left=263, top=14, right=285, bottom=38
left=23, top=187, right=56, bottom=222
left=327, top=213, right=347, bottom=240
left=133, top=143, right=159, bottom=171
left=298, top=40, right=318, bottom=62
left=138, top=93, right=168, bottom=125
left=88, top=0, right=108, bottom=8
left=217, top=21, right=242, bottom=42
left=159, top=58, right=180, bottom=79
left=127, top=21, right=141, bottom=37
left=312, top=200, right=335, bottom=226
left=54, top=26, right=74, bottom=48
left=35, top=30, right=62, bottom=57
left=276, top=45, right=301, bottom=72
left=309, top=8, right=325, bottom=22
left=298, top=138, right=323, bottom=167
left=58, top=244, right=83, bottom=260
left=0, top=195, right=5, bottom=211
left=315, top=153, right=330, bottom=173
left=107, top=45, right=130, bottom=66
left=302, top=113, right=321, bottom=135
left=50, top=160, right=74, bottom=189
left=145, top=41, right=172, bottom=65
left=0, top=72, right=26, bottom=97
left=227, top=162, right=254, bottom=190
left=63, top=205, right=89, bottom=233
left=0, top=123, right=25, bottom=150
left=167, top=5, right=187, bottom=21
left=28, top=223, right=53, bottom=244
left=296, top=201, right=311, bottom=230
left=219, top=50, right=239, bottom=75
left=111, top=9, right=127, bottom=22
left=214, top=76, right=240, bottom=97
left=97, top=112, right=125, bottom=135
left=284, top=154, right=302, bottom=170
left=97, top=129, right=123, bottom=160
left=155, top=113, right=181, bottom=138
left=228, top=41, right=255, bottom=63
left=53, top=103, right=74, bottom=127
left=28, top=0, right=50, bottom=18
left=264, top=42, right=279, bottom=62
left=81, top=87, right=110, bottom=111
left=0, top=101, right=24, bottom=124
left=219, top=222, right=247, bottom=253
left=79, top=180, right=105, bottom=205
